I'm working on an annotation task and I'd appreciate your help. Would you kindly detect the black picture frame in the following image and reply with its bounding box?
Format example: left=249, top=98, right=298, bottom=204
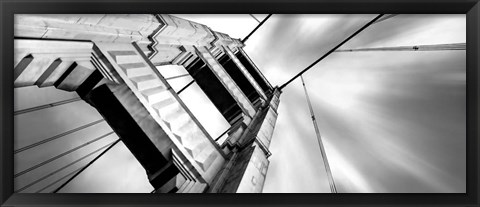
left=1, top=0, right=478, bottom=206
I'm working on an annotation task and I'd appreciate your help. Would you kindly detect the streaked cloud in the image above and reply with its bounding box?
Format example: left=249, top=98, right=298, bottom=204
left=247, top=14, right=466, bottom=193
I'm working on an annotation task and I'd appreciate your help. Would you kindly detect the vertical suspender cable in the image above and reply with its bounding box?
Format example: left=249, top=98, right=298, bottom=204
left=14, top=139, right=118, bottom=193
left=14, top=97, right=82, bottom=115
left=35, top=165, right=84, bottom=193
left=14, top=119, right=105, bottom=154
left=334, top=43, right=466, bottom=52
left=52, top=138, right=121, bottom=193
left=14, top=131, right=115, bottom=178
left=301, top=75, right=337, bottom=193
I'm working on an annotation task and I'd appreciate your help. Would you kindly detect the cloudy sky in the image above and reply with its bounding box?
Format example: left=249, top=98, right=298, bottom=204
left=14, top=14, right=466, bottom=193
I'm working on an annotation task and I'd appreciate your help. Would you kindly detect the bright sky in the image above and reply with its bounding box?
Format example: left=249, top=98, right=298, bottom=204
left=14, top=14, right=466, bottom=193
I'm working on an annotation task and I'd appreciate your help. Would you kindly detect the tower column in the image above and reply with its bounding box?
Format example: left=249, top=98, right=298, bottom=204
left=195, top=46, right=256, bottom=118
left=235, top=48, right=273, bottom=95
left=222, top=45, right=268, bottom=102
left=14, top=14, right=279, bottom=193
left=210, top=88, right=280, bottom=193
left=93, top=42, right=227, bottom=184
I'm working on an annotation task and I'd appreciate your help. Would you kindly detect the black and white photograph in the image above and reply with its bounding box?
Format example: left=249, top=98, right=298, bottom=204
left=13, top=14, right=466, bottom=193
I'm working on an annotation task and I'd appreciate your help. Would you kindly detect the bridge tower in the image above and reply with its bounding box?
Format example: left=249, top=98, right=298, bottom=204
left=14, top=14, right=280, bottom=193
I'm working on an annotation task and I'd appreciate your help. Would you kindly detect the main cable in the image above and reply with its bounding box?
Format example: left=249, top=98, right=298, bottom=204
left=242, top=14, right=273, bottom=43
left=279, top=14, right=384, bottom=90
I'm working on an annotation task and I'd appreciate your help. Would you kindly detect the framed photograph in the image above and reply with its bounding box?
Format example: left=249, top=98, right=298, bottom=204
left=1, top=0, right=479, bottom=206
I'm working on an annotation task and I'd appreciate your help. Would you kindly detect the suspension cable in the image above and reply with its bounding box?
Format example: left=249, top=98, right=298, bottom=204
left=249, top=14, right=261, bottom=23
left=14, top=131, right=114, bottom=178
left=177, top=80, right=195, bottom=94
left=14, top=119, right=105, bottom=154
left=242, top=14, right=273, bottom=43
left=165, top=73, right=190, bottom=80
left=279, top=14, right=384, bottom=90
left=214, top=127, right=232, bottom=142
left=335, top=43, right=466, bottom=52
left=52, top=138, right=121, bottom=193
left=14, top=139, right=118, bottom=193
left=372, top=14, right=398, bottom=24
left=301, top=75, right=337, bottom=193
left=14, top=97, right=82, bottom=115
left=35, top=165, right=84, bottom=193
left=177, top=58, right=210, bottom=94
